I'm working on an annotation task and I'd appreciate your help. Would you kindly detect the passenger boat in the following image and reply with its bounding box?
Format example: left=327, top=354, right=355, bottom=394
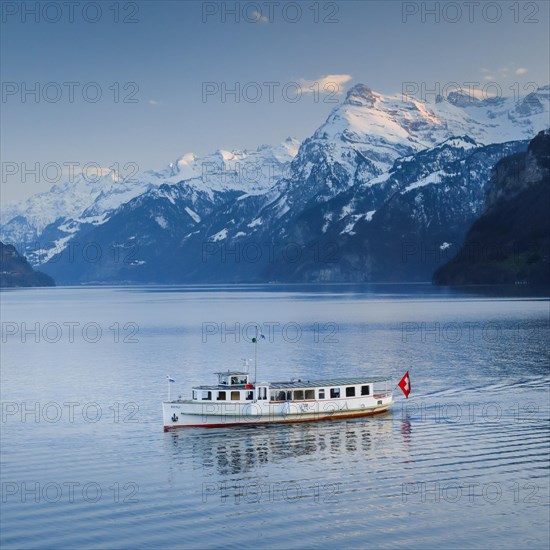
left=162, top=362, right=396, bottom=430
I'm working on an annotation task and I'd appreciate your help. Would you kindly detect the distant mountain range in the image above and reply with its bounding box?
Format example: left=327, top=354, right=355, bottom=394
left=1, top=84, right=549, bottom=284
left=434, top=129, right=550, bottom=286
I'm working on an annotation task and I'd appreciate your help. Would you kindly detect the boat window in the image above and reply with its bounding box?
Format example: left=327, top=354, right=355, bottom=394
left=258, top=387, right=267, bottom=400
left=217, top=391, right=226, bottom=401
left=346, top=387, right=356, bottom=397
left=305, top=389, right=315, bottom=399
left=202, top=391, right=212, bottom=401
left=318, top=389, right=325, bottom=399
left=293, top=390, right=304, bottom=400
left=192, top=390, right=198, bottom=400
left=231, top=391, right=240, bottom=401
left=231, top=376, right=238, bottom=384
left=361, top=385, right=370, bottom=396
left=330, top=388, right=341, bottom=398
left=276, top=391, right=286, bottom=401
left=246, top=391, right=253, bottom=401
left=270, top=392, right=278, bottom=401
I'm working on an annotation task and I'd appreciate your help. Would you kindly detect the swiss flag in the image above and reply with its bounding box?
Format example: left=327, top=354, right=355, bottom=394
left=398, top=371, right=411, bottom=398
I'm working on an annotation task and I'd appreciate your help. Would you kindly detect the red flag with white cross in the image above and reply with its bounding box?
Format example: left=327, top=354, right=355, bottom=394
left=398, top=371, right=411, bottom=398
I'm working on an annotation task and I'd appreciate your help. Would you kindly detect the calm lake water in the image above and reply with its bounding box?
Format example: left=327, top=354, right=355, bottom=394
left=1, top=284, right=549, bottom=549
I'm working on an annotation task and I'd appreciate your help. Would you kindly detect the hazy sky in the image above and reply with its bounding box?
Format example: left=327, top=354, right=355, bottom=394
left=1, top=0, right=549, bottom=202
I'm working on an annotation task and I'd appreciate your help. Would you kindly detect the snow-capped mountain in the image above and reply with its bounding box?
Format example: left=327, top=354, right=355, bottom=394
left=285, top=83, right=550, bottom=193
left=0, top=139, right=300, bottom=263
left=146, top=137, right=300, bottom=196
left=2, top=83, right=548, bottom=283
left=163, top=84, right=549, bottom=258
left=263, top=137, right=530, bottom=282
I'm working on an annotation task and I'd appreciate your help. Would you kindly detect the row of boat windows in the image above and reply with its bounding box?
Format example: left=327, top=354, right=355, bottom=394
left=192, top=385, right=371, bottom=402
left=220, top=376, right=248, bottom=385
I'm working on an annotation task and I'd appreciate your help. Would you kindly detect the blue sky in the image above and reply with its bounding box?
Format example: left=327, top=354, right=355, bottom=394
left=1, top=0, right=549, bottom=201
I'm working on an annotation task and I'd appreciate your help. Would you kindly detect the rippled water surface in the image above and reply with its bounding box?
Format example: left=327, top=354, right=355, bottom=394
left=1, top=284, right=549, bottom=549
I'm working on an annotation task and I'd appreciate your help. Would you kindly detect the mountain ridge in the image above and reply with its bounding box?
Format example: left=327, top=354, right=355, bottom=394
left=433, top=129, right=550, bottom=286
left=2, top=83, right=549, bottom=284
left=0, top=241, right=55, bottom=287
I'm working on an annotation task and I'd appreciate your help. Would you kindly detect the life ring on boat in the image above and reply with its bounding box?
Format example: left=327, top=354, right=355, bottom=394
left=245, top=383, right=253, bottom=389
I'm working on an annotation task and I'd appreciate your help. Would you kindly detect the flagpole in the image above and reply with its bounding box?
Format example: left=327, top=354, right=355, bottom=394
left=254, top=325, right=258, bottom=384
left=167, top=375, right=171, bottom=402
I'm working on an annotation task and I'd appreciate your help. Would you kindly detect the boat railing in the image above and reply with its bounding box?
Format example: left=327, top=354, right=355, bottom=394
left=373, top=391, right=392, bottom=399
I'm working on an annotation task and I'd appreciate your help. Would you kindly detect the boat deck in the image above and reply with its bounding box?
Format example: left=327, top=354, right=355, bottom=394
left=268, top=376, right=390, bottom=389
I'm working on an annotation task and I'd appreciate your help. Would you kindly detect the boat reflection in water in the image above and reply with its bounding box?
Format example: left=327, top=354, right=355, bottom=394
left=163, top=413, right=404, bottom=476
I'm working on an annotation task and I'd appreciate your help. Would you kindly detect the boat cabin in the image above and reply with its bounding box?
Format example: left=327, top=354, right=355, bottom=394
left=190, top=374, right=390, bottom=404
left=215, top=371, right=250, bottom=386
left=191, top=371, right=267, bottom=403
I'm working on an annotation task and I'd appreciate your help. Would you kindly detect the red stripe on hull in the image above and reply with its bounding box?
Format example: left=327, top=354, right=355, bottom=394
left=163, top=407, right=390, bottom=431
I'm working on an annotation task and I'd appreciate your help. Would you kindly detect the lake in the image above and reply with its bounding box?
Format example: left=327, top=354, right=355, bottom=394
left=1, top=284, right=548, bottom=549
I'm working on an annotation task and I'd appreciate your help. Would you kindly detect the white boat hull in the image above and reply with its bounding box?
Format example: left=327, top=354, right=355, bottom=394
left=163, top=395, right=392, bottom=430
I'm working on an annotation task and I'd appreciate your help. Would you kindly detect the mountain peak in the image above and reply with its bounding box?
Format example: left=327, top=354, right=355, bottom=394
left=446, top=90, right=480, bottom=107
left=439, top=135, right=480, bottom=149
left=344, top=83, right=377, bottom=107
